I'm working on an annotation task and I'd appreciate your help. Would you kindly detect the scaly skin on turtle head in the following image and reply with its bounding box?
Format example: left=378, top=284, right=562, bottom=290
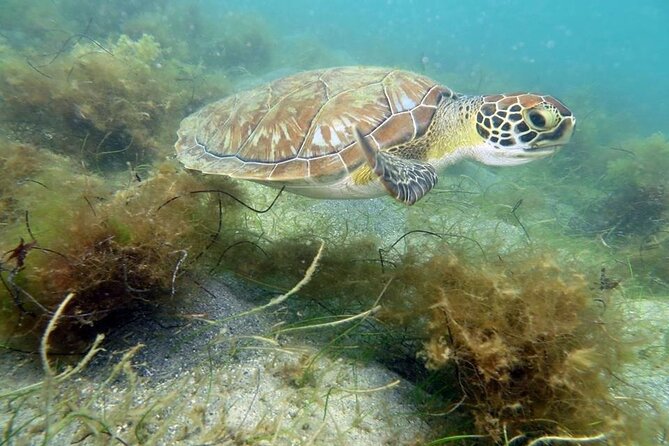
left=429, top=93, right=575, bottom=167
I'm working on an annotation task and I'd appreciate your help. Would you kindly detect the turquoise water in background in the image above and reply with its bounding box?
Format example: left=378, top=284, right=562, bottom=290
left=213, top=0, right=668, bottom=137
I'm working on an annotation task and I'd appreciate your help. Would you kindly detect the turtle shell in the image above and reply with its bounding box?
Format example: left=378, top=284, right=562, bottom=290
left=175, top=66, right=452, bottom=182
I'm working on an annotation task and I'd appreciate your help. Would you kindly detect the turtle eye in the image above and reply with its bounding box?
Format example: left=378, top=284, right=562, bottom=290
left=525, top=106, right=558, bottom=131
left=528, top=110, right=546, bottom=128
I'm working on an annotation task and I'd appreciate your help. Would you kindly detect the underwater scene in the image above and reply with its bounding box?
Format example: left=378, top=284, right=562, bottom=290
left=0, top=0, right=668, bottom=444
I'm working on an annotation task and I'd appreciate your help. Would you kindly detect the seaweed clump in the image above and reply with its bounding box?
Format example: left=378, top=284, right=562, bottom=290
left=570, top=133, right=669, bottom=242
left=570, top=184, right=665, bottom=240
left=0, top=33, right=228, bottom=170
left=209, top=226, right=660, bottom=443
left=393, top=249, right=642, bottom=443
left=565, top=133, right=669, bottom=288
left=0, top=148, right=245, bottom=351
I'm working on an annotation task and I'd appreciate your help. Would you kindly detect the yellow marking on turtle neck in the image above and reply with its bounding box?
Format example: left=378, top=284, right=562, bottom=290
left=351, top=164, right=376, bottom=185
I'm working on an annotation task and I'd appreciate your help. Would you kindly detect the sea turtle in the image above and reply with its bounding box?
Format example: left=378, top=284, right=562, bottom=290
left=175, top=66, right=575, bottom=205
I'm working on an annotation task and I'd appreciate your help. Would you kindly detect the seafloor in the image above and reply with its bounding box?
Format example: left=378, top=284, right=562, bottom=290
left=1, top=2, right=668, bottom=445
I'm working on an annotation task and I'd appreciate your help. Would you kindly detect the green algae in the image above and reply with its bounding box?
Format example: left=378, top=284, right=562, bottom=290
left=1, top=164, right=666, bottom=444
left=0, top=146, right=247, bottom=350
left=213, top=224, right=661, bottom=443
left=0, top=33, right=230, bottom=171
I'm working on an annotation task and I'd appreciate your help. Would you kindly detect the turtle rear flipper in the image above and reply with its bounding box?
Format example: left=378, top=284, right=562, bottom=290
left=354, top=128, right=437, bottom=205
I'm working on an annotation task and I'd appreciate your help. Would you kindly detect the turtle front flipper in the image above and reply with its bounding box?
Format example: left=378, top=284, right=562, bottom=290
left=354, top=128, right=437, bottom=205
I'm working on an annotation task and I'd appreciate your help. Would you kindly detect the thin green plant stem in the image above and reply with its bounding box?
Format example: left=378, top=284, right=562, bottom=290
left=424, top=434, right=487, bottom=445
left=306, top=277, right=392, bottom=371
left=272, top=305, right=381, bottom=335
left=220, top=241, right=325, bottom=323
left=40, top=292, right=77, bottom=375
left=526, top=433, right=607, bottom=446
left=0, top=335, right=105, bottom=399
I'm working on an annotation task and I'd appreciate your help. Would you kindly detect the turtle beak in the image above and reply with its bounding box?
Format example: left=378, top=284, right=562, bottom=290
left=518, top=147, right=560, bottom=161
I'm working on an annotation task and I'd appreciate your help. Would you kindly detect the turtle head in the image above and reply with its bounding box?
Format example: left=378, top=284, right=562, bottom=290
left=468, top=93, right=575, bottom=166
